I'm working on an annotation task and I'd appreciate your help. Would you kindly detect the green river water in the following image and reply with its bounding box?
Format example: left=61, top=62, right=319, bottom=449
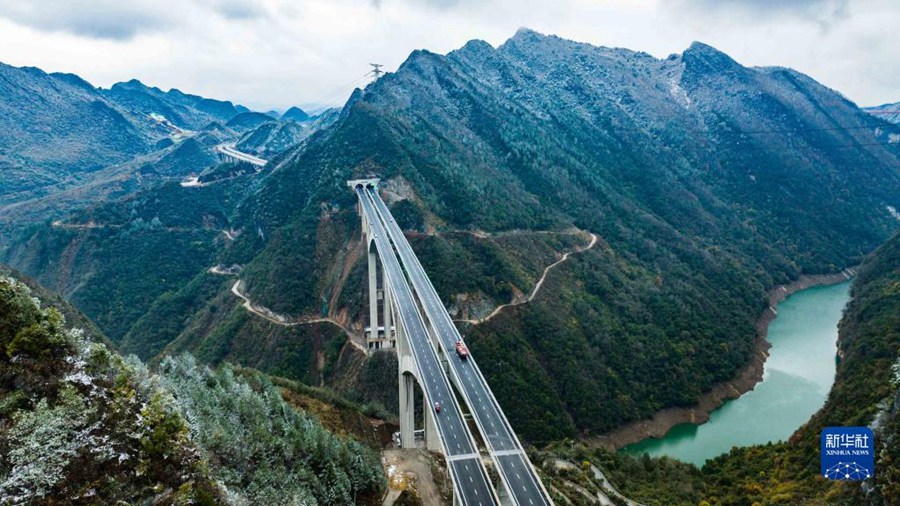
left=621, top=280, right=851, bottom=467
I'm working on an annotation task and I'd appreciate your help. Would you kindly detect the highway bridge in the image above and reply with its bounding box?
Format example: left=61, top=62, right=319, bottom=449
left=350, top=179, right=553, bottom=506
left=215, top=143, right=268, bottom=167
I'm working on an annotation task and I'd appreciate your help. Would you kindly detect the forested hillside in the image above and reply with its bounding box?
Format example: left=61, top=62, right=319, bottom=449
left=0, top=271, right=385, bottom=504
left=235, top=110, right=338, bottom=158
left=3, top=29, right=898, bottom=444
left=226, top=29, right=900, bottom=440
left=0, top=64, right=257, bottom=243
left=865, top=101, right=900, bottom=125
left=0, top=63, right=151, bottom=204
left=0, top=65, right=250, bottom=209
left=536, top=231, right=900, bottom=506
left=101, top=79, right=248, bottom=130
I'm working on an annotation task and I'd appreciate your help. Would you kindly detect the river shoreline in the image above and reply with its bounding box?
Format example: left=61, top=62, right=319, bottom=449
left=588, top=268, right=857, bottom=452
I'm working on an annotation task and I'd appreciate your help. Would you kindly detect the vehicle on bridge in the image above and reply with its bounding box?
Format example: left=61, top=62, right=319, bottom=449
left=434, top=402, right=442, bottom=413
left=455, top=340, right=469, bottom=359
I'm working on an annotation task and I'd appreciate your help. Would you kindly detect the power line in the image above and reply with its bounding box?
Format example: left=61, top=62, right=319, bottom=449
left=302, top=64, right=390, bottom=108
left=303, top=73, right=373, bottom=108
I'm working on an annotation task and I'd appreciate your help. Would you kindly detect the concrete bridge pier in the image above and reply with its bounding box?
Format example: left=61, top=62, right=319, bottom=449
left=395, top=291, right=441, bottom=451
left=383, top=270, right=394, bottom=348
left=497, top=479, right=514, bottom=506
left=397, top=314, right=416, bottom=449
left=398, top=374, right=416, bottom=448
left=360, top=187, right=395, bottom=351
left=368, top=242, right=379, bottom=347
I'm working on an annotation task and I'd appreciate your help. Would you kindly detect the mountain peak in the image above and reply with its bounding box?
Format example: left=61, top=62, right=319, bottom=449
left=20, top=66, right=48, bottom=78
left=458, top=38, right=494, bottom=54
left=507, top=27, right=549, bottom=46
left=394, top=48, right=445, bottom=76
left=686, top=41, right=720, bottom=53
left=282, top=106, right=310, bottom=122
left=50, top=72, right=96, bottom=92
left=112, top=78, right=152, bottom=92
left=450, top=38, right=496, bottom=65
left=682, top=41, right=742, bottom=74
left=513, top=27, right=543, bottom=38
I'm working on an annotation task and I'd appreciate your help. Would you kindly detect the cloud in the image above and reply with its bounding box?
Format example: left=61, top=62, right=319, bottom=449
left=206, top=0, right=268, bottom=20
left=0, top=1, right=173, bottom=40
left=671, top=0, right=851, bottom=31
left=371, top=0, right=462, bottom=9
left=0, top=0, right=267, bottom=40
left=0, top=0, right=895, bottom=109
left=681, top=0, right=844, bottom=12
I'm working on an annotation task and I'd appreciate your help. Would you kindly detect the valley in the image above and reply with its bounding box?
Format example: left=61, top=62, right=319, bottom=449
left=622, top=280, right=851, bottom=465
left=595, top=269, right=858, bottom=451
left=0, top=25, right=898, bottom=506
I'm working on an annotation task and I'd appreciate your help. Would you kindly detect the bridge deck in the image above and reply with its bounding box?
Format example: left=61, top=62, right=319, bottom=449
left=215, top=143, right=268, bottom=167
left=364, top=188, right=553, bottom=506
left=357, top=188, right=499, bottom=506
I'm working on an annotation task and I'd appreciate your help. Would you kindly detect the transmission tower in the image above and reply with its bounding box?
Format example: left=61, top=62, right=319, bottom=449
left=369, top=63, right=384, bottom=80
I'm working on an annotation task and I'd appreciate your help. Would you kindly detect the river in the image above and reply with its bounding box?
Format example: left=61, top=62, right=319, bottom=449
left=621, top=280, right=851, bottom=467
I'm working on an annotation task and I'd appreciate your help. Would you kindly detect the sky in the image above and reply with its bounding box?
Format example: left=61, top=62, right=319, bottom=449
left=0, top=0, right=896, bottom=111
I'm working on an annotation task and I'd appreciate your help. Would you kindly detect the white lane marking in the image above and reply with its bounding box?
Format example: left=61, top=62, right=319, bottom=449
left=374, top=197, right=551, bottom=504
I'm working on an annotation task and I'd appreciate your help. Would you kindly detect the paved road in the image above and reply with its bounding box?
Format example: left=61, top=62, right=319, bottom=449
left=365, top=189, right=553, bottom=506
left=357, top=188, right=498, bottom=506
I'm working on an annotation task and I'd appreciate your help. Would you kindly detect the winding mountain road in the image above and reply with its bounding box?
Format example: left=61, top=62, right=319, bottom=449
left=458, top=231, right=598, bottom=325
left=228, top=279, right=367, bottom=353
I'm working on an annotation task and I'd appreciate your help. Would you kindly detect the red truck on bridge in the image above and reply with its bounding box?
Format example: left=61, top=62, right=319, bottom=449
left=455, top=340, right=469, bottom=360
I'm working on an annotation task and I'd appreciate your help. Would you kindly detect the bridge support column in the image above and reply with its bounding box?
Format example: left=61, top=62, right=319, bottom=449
left=360, top=201, right=369, bottom=236
left=397, top=318, right=416, bottom=449
left=383, top=270, right=394, bottom=348
left=496, top=478, right=514, bottom=506
left=368, top=243, right=379, bottom=348
left=399, top=372, right=416, bottom=449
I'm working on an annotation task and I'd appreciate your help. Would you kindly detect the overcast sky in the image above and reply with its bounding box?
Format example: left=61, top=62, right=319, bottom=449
left=0, top=0, right=896, bottom=111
